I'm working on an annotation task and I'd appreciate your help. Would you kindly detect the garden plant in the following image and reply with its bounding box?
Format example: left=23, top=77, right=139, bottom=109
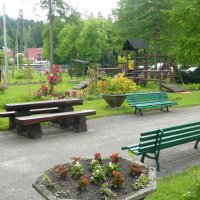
left=33, top=153, right=154, bottom=200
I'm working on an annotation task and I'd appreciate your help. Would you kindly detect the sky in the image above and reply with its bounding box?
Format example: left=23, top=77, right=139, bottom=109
left=1, top=0, right=118, bottom=21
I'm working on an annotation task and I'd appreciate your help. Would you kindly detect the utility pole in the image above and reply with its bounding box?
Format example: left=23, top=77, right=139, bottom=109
left=15, top=9, right=24, bottom=69
left=3, top=4, right=8, bottom=81
left=48, top=0, right=54, bottom=67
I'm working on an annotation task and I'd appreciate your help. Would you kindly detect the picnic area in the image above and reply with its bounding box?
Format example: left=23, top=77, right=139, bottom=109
left=1, top=0, right=200, bottom=199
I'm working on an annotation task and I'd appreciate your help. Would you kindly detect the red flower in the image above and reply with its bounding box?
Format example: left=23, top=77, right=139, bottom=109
left=110, top=153, right=120, bottom=163
left=61, top=93, right=65, bottom=98
left=72, top=90, right=77, bottom=97
left=57, top=165, right=65, bottom=173
left=82, top=175, right=89, bottom=181
left=112, top=170, right=122, bottom=177
left=95, top=153, right=101, bottom=160
left=66, top=90, right=70, bottom=97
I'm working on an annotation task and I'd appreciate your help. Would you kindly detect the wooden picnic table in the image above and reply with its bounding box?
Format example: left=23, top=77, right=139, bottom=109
left=4, top=98, right=91, bottom=138
left=6, top=98, right=83, bottom=112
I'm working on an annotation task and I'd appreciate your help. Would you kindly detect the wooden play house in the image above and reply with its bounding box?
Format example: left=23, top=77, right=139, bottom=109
left=122, top=39, right=183, bottom=91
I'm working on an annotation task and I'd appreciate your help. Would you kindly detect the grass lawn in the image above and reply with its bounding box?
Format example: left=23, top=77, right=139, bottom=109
left=1, top=80, right=200, bottom=130
left=146, top=164, right=200, bottom=200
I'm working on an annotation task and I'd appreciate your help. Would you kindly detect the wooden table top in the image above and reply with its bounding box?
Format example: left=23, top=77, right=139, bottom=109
left=6, top=98, right=83, bottom=111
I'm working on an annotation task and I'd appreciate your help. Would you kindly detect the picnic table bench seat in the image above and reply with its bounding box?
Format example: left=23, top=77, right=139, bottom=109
left=15, top=109, right=96, bottom=138
left=126, top=92, right=177, bottom=115
left=122, top=121, right=200, bottom=171
left=0, top=107, right=60, bottom=129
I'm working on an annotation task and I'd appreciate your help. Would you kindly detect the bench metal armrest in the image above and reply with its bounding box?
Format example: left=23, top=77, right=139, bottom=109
left=122, top=143, right=139, bottom=151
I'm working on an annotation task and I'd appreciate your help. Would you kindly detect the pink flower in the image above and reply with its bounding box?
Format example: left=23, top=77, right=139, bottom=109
left=72, top=90, right=77, bottom=97
left=66, top=90, right=70, bottom=97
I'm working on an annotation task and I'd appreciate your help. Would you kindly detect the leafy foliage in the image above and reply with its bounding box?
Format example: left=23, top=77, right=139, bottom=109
left=99, top=73, right=138, bottom=95
left=70, top=162, right=84, bottom=179
left=100, top=183, right=117, bottom=200
left=132, top=174, right=150, bottom=190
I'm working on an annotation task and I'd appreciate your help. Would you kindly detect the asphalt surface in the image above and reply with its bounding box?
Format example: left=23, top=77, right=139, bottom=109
left=0, top=106, right=200, bottom=200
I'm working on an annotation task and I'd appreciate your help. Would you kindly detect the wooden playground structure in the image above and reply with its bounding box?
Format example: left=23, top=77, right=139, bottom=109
left=97, top=39, right=185, bottom=92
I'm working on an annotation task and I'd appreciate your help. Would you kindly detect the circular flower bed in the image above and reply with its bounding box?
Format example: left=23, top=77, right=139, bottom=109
left=33, top=153, right=156, bottom=200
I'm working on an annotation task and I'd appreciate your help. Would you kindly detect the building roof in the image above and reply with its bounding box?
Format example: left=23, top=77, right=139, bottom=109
left=25, top=48, right=43, bottom=59
left=122, top=39, right=148, bottom=50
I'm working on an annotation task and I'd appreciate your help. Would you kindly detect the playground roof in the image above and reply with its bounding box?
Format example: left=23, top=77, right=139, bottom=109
left=122, top=39, right=148, bottom=50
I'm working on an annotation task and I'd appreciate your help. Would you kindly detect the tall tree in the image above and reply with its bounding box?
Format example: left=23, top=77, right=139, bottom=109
left=169, top=0, right=200, bottom=66
left=76, top=17, right=115, bottom=66
left=113, top=0, right=172, bottom=57
left=55, top=20, right=83, bottom=64
left=40, top=0, right=80, bottom=66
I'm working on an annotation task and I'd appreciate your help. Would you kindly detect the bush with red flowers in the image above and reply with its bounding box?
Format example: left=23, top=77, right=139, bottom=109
left=34, top=64, right=65, bottom=98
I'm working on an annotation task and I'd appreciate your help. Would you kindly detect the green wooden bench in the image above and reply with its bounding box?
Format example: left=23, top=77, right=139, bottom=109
left=126, top=92, right=177, bottom=115
left=122, top=121, right=200, bottom=171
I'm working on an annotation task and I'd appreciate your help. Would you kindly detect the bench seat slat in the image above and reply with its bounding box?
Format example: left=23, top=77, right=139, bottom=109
left=162, top=122, right=200, bottom=132
left=135, top=101, right=177, bottom=107
left=15, top=110, right=96, bottom=125
left=162, top=124, right=200, bottom=135
left=140, top=135, right=157, bottom=141
left=139, top=140, right=158, bottom=148
left=141, top=130, right=158, bottom=136
left=0, top=111, right=15, bottom=117
left=0, top=107, right=60, bottom=117
left=162, top=130, right=200, bottom=142
left=160, top=135, right=200, bottom=150
left=132, top=145, right=156, bottom=155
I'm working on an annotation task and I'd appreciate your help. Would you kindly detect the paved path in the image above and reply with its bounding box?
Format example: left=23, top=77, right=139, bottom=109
left=0, top=106, right=200, bottom=200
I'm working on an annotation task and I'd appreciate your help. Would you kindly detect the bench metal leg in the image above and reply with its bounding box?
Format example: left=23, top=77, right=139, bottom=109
left=144, top=153, right=161, bottom=171
left=160, top=107, right=163, bottom=111
left=155, top=152, right=161, bottom=171
left=134, top=108, right=137, bottom=114
left=194, top=140, right=199, bottom=149
left=166, top=106, right=169, bottom=112
left=156, top=157, right=161, bottom=171
left=139, top=109, right=143, bottom=116
left=141, top=154, right=146, bottom=163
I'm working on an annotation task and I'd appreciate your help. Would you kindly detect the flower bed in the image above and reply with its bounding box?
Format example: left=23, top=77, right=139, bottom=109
left=33, top=154, right=156, bottom=200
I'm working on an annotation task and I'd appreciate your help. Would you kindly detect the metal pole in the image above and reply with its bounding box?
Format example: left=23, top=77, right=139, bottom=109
left=3, top=4, right=8, bottom=81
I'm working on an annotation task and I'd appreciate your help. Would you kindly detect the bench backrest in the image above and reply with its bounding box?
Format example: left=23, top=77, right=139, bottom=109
left=138, top=121, right=200, bottom=154
left=126, top=92, right=168, bottom=104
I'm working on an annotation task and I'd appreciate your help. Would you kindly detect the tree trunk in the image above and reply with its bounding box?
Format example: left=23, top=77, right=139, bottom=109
left=153, top=25, right=157, bottom=70
left=48, top=0, right=54, bottom=67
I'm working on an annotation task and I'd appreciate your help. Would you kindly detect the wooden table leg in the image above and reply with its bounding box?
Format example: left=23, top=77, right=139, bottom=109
left=15, top=110, right=43, bottom=138
left=57, top=106, right=74, bottom=128
left=73, top=116, right=87, bottom=132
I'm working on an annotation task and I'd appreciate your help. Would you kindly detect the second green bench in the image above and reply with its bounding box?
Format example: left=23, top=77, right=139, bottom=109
left=126, top=92, right=177, bottom=115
